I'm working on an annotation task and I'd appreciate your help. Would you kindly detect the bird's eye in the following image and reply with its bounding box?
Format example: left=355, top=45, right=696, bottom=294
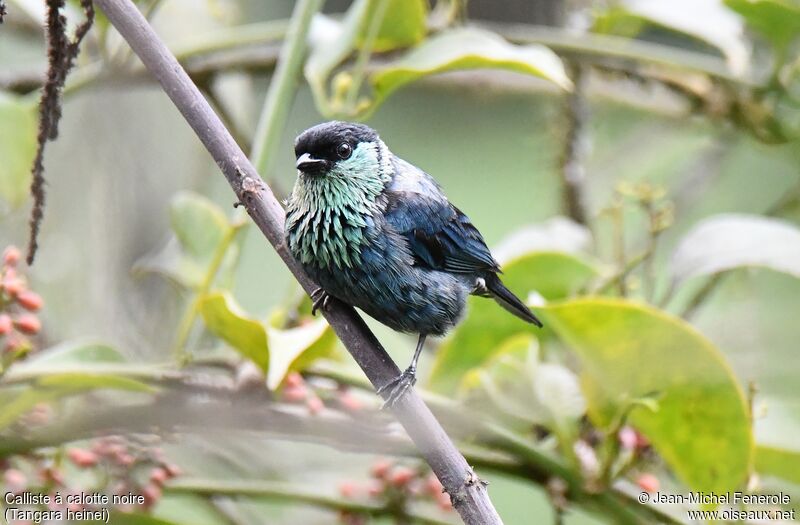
left=336, top=142, right=352, bottom=160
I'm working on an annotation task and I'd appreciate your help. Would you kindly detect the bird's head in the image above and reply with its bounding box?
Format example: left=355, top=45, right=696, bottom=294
left=293, top=121, right=390, bottom=182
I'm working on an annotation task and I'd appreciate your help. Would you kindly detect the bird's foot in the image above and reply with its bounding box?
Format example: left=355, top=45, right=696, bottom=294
left=377, top=366, right=417, bottom=409
left=310, top=288, right=331, bottom=316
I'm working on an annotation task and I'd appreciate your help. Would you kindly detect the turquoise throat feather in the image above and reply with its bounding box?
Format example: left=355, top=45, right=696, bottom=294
left=285, top=141, right=392, bottom=269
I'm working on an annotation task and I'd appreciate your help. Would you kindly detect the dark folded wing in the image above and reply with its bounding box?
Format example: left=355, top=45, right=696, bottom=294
left=384, top=189, right=500, bottom=274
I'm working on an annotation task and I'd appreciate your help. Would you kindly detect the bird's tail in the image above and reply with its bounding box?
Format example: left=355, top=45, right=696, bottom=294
left=485, top=274, right=543, bottom=327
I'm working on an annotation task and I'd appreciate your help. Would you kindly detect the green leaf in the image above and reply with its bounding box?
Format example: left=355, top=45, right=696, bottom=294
left=369, top=27, right=571, bottom=113
left=36, top=373, right=154, bottom=392
left=541, top=298, right=752, bottom=493
left=305, top=0, right=429, bottom=117
left=0, top=342, right=154, bottom=429
left=0, top=388, right=69, bottom=429
left=670, top=214, right=800, bottom=285
left=462, top=335, right=586, bottom=431
left=266, top=317, right=337, bottom=390
left=171, top=192, right=231, bottom=261
left=153, top=493, right=226, bottom=525
left=593, top=0, right=748, bottom=74
left=0, top=92, right=37, bottom=209
left=429, top=250, right=598, bottom=393
left=725, top=0, right=800, bottom=53
left=199, top=292, right=270, bottom=372
left=755, top=444, right=800, bottom=484
left=358, top=0, right=428, bottom=52
left=21, top=341, right=126, bottom=366
left=199, top=292, right=338, bottom=388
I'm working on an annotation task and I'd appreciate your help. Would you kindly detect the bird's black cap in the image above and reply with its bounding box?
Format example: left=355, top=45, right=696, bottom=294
left=294, top=121, right=378, bottom=162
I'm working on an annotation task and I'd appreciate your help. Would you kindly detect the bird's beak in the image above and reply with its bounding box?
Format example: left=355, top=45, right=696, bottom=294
left=296, top=153, right=329, bottom=174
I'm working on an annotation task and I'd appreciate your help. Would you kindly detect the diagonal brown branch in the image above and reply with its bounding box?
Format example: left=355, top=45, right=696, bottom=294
left=92, top=1, right=503, bottom=523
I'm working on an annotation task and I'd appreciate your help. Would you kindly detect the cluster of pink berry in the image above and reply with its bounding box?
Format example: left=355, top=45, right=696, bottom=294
left=618, top=426, right=660, bottom=493
left=336, top=458, right=452, bottom=523
left=0, top=246, right=43, bottom=357
left=2, top=436, right=182, bottom=516
left=281, top=372, right=365, bottom=415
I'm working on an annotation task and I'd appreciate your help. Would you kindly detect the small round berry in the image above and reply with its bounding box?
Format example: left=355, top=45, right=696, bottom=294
left=366, top=481, right=384, bottom=498
left=424, top=473, right=443, bottom=497
left=2, top=246, right=21, bottom=266
left=67, top=448, right=99, bottom=468
left=3, top=277, right=24, bottom=297
left=4, top=468, right=27, bottom=493
left=14, top=314, right=41, bottom=335
left=149, top=467, right=169, bottom=486
left=16, top=291, right=43, bottom=312
left=338, top=390, right=363, bottom=412
left=0, top=314, right=12, bottom=335
left=40, top=467, right=64, bottom=486
left=284, top=372, right=304, bottom=388
left=115, top=452, right=135, bottom=467
left=370, top=459, right=391, bottom=479
left=636, top=473, right=659, bottom=493
left=163, top=463, right=182, bottom=478
left=306, top=396, right=324, bottom=415
left=141, top=484, right=162, bottom=508
left=388, top=467, right=415, bottom=487
left=618, top=426, right=638, bottom=450
left=338, top=480, right=358, bottom=499
left=283, top=384, right=308, bottom=403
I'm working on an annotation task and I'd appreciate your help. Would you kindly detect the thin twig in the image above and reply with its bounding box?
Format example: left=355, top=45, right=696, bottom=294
left=250, top=0, right=323, bottom=177
left=558, top=61, right=589, bottom=225
left=92, top=1, right=503, bottom=523
left=27, top=0, right=95, bottom=265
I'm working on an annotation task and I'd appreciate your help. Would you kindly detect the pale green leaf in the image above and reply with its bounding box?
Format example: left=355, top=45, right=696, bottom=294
left=725, top=0, right=800, bottom=52
left=359, top=0, right=428, bottom=52
left=593, top=0, right=748, bottom=74
left=0, top=92, right=37, bottom=209
left=199, top=292, right=338, bottom=387
left=20, top=341, right=126, bottom=367
left=370, top=27, right=572, bottom=112
left=541, top=298, right=752, bottom=493
left=170, top=191, right=231, bottom=262
left=670, top=214, right=800, bottom=285
left=199, top=292, right=269, bottom=372
left=266, top=318, right=337, bottom=390
left=461, top=334, right=586, bottom=431
left=755, top=444, right=800, bottom=484
left=430, top=250, right=599, bottom=393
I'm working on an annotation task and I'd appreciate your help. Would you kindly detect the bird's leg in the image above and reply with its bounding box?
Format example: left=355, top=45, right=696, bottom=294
left=310, top=287, right=331, bottom=316
left=377, top=334, right=426, bottom=409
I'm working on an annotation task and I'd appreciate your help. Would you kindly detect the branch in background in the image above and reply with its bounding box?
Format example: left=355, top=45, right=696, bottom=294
left=1, top=361, right=679, bottom=524
left=92, top=1, right=503, bottom=523
left=167, top=479, right=455, bottom=525
left=27, top=0, right=95, bottom=265
left=558, top=61, right=589, bottom=225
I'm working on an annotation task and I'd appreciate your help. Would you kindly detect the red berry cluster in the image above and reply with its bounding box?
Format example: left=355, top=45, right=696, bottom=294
left=80, top=436, right=182, bottom=510
left=281, top=372, right=367, bottom=415
left=1, top=246, right=43, bottom=357
left=1, top=436, right=183, bottom=517
left=336, top=458, right=453, bottom=523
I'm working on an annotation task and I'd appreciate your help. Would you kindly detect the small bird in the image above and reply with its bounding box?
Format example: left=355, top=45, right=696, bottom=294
left=285, top=121, right=542, bottom=406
